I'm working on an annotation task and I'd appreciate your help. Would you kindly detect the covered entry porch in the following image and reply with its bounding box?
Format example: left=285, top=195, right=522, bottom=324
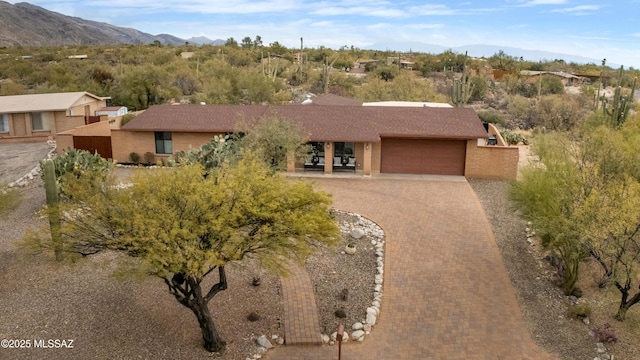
left=293, top=141, right=377, bottom=175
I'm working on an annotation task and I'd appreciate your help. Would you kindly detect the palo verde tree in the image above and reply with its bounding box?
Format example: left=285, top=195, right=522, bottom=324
left=26, top=156, right=340, bottom=352
left=236, top=115, right=310, bottom=172
left=510, top=132, right=588, bottom=296
left=511, top=116, right=640, bottom=320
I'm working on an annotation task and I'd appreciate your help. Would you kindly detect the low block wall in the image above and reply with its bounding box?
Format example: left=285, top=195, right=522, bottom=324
left=465, top=140, right=519, bottom=180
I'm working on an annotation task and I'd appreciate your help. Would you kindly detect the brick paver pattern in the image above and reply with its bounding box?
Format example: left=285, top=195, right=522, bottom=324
left=267, top=176, right=557, bottom=360
left=281, top=264, right=323, bottom=346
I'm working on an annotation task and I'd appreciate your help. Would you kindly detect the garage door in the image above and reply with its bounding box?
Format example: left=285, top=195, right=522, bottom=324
left=380, top=138, right=466, bottom=175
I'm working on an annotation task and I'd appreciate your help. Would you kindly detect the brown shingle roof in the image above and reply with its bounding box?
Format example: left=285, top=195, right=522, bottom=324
left=122, top=104, right=487, bottom=142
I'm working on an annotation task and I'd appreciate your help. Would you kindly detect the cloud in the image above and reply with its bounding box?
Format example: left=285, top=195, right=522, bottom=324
left=408, top=4, right=458, bottom=15
left=520, top=0, right=567, bottom=6
left=310, top=6, right=405, bottom=17
left=549, top=5, right=600, bottom=14
left=405, top=23, right=444, bottom=30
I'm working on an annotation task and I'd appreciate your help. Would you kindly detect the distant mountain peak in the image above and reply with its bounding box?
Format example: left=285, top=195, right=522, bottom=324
left=186, top=36, right=225, bottom=45
left=365, top=41, right=603, bottom=66
left=0, top=1, right=186, bottom=46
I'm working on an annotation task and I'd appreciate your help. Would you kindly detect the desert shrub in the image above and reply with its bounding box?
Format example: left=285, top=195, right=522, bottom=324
left=0, top=186, right=21, bottom=215
left=120, top=113, right=136, bottom=127
left=500, top=129, right=529, bottom=146
left=129, top=152, right=140, bottom=164
left=568, top=303, right=592, bottom=319
left=540, top=75, right=565, bottom=95
left=506, top=95, right=539, bottom=129
left=592, top=323, right=618, bottom=343
left=143, top=152, right=155, bottom=165
left=477, top=109, right=507, bottom=127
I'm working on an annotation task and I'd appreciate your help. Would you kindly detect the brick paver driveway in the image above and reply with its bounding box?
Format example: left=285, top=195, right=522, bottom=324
left=266, top=175, right=555, bottom=360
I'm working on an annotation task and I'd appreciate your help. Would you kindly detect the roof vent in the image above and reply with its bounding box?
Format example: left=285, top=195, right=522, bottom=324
left=301, top=95, right=312, bottom=105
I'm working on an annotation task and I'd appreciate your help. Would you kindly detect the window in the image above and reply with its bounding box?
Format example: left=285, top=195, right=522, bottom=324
left=155, top=132, right=172, bottom=154
left=334, top=142, right=354, bottom=157
left=0, top=114, right=8, bottom=133
left=30, top=112, right=50, bottom=131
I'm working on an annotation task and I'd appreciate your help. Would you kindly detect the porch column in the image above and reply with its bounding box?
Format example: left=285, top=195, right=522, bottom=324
left=286, top=151, right=296, bottom=173
left=324, top=142, right=333, bottom=175
left=363, top=142, right=372, bottom=176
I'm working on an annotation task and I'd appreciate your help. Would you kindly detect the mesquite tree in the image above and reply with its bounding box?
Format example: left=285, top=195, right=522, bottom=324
left=32, top=156, right=339, bottom=352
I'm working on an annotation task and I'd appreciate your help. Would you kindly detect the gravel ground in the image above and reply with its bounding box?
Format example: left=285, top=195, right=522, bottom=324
left=306, top=210, right=379, bottom=336
left=0, top=178, right=285, bottom=360
left=469, top=179, right=596, bottom=360
left=0, top=142, right=53, bottom=185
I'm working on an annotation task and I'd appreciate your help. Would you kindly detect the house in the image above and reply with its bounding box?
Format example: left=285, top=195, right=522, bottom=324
left=111, top=104, right=518, bottom=179
left=180, top=52, right=194, bottom=60
left=520, top=70, right=582, bottom=87
left=96, top=106, right=128, bottom=118
left=0, top=92, right=109, bottom=142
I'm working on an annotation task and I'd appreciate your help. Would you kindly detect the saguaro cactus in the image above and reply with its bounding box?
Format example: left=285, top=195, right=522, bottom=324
left=43, top=159, right=62, bottom=260
left=451, top=51, right=474, bottom=107
left=602, top=65, right=637, bottom=128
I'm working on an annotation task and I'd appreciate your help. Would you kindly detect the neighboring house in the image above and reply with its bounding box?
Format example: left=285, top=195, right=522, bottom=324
left=180, top=52, right=194, bottom=60
left=363, top=101, right=453, bottom=108
left=296, top=94, right=363, bottom=106
left=111, top=103, right=519, bottom=179
left=96, top=106, right=128, bottom=118
left=520, top=70, right=582, bottom=86
left=0, top=92, right=109, bottom=142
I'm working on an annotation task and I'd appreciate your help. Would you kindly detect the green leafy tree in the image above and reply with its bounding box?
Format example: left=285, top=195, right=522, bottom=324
left=511, top=132, right=589, bottom=295
left=26, top=157, right=340, bottom=352
left=512, top=120, right=640, bottom=319
left=237, top=116, right=310, bottom=171
left=241, top=36, right=253, bottom=49
left=225, top=37, right=238, bottom=47
left=489, top=50, right=518, bottom=71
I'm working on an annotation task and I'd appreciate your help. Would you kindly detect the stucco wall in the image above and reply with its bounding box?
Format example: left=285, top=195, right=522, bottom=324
left=69, top=98, right=107, bottom=116
left=172, top=132, right=219, bottom=152
left=371, top=141, right=381, bottom=173
left=111, top=130, right=156, bottom=163
left=464, top=139, right=519, bottom=180
left=54, top=113, right=86, bottom=136
left=56, top=133, right=74, bottom=153
left=111, top=130, right=220, bottom=163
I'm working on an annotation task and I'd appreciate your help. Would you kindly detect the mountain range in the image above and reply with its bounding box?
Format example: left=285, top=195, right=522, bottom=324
left=0, top=1, right=602, bottom=65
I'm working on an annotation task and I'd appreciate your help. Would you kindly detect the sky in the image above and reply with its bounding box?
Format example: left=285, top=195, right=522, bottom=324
left=8, top=0, right=640, bottom=67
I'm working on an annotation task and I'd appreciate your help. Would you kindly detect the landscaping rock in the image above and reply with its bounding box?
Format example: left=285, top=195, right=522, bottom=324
left=350, top=228, right=365, bottom=239
left=256, top=335, right=273, bottom=349
left=351, top=330, right=365, bottom=340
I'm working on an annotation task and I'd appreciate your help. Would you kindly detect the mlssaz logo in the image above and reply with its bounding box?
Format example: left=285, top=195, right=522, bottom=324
left=34, top=339, right=74, bottom=348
